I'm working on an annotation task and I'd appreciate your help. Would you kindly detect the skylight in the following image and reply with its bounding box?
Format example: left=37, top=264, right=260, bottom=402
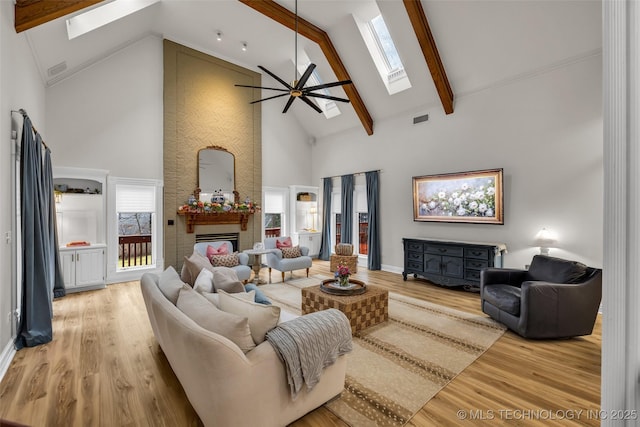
left=296, top=57, right=342, bottom=119
left=369, top=15, right=403, bottom=74
left=355, top=13, right=411, bottom=95
left=66, top=0, right=159, bottom=40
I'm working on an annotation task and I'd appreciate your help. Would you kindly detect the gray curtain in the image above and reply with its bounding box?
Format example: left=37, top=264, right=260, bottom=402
left=44, top=148, right=65, bottom=298
left=366, top=171, right=381, bottom=270
left=318, top=177, right=333, bottom=260
left=15, top=116, right=54, bottom=349
left=340, top=174, right=354, bottom=244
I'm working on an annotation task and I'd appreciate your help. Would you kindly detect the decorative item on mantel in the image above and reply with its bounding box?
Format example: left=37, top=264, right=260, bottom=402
left=177, top=187, right=260, bottom=233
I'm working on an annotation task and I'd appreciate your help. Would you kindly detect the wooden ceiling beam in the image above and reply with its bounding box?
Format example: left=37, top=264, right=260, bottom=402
left=403, top=0, right=454, bottom=114
left=239, top=0, right=374, bottom=135
left=15, top=0, right=104, bottom=33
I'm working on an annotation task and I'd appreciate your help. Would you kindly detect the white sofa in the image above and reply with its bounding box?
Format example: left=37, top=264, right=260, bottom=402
left=140, top=271, right=348, bottom=427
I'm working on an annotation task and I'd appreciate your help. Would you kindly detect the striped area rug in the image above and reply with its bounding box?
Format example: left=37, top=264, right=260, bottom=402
left=259, top=277, right=506, bottom=426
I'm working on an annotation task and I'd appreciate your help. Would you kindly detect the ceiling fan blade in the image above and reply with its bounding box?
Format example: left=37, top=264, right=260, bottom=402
left=282, top=96, right=296, bottom=113
left=300, top=95, right=323, bottom=113
left=258, top=66, right=292, bottom=90
left=235, top=84, right=289, bottom=92
left=295, top=63, right=316, bottom=90
left=304, top=92, right=350, bottom=103
left=304, top=79, right=352, bottom=91
left=250, top=93, right=290, bottom=104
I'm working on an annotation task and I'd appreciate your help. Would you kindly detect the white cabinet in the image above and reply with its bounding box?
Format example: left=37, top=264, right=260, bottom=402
left=298, top=231, right=321, bottom=258
left=289, top=185, right=320, bottom=258
left=59, top=244, right=106, bottom=292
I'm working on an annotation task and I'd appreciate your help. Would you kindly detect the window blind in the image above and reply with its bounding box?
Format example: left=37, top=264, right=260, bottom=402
left=116, top=184, right=155, bottom=212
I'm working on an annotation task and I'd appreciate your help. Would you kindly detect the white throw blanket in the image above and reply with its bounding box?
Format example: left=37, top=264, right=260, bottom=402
left=266, top=308, right=352, bottom=399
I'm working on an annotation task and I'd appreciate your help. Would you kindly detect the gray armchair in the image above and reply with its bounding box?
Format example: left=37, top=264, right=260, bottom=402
left=480, top=255, right=602, bottom=339
left=193, top=241, right=252, bottom=282
left=264, top=237, right=312, bottom=282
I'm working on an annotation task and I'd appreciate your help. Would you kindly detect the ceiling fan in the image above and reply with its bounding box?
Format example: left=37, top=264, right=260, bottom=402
left=235, top=0, right=352, bottom=114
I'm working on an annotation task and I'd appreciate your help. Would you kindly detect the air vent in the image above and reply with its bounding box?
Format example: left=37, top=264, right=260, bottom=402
left=47, top=61, right=67, bottom=77
left=413, top=114, right=429, bottom=125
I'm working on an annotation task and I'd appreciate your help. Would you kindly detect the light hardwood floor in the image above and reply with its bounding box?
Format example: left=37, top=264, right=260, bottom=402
left=0, top=260, right=601, bottom=426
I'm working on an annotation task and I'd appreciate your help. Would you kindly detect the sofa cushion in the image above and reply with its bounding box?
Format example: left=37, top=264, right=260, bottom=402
left=201, top=290, right=255, bottom=308
left=206, top=243, right=228, bottom=258
left=218, top=290, right=281, bottom=344
left=281, top=246, right=302, bottom=259
left=158, top=266, right=187, bottom=305
left=528, top=255, right=588, bottom=284
left=182, top=251, right=217, bottom=286
left=213, top=268, right=246, bottom=293
left=176, top=288, right=255, bottom=353
left=193, top=269, right=215, bottom=293
left=244, top=283, right=271, bottom=305
left=210, top=252, right=240, bottom=268
left=483, top=284, right=522, bottom=316
left=276, top=237, right=292, bottom=248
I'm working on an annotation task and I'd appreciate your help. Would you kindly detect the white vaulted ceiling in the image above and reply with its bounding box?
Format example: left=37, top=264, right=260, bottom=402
left=21, top=0, right=602, bottom=139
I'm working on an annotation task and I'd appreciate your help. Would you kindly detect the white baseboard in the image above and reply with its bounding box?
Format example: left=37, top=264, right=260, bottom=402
left=0, top=339, right=16, bottom=384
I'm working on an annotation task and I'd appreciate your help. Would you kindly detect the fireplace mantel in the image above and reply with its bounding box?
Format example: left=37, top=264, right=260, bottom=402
left=177, top=210, right=255, bottom=233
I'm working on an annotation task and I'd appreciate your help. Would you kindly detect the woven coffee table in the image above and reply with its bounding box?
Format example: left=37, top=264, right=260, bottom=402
left=301, top=283, right=389, bottom=334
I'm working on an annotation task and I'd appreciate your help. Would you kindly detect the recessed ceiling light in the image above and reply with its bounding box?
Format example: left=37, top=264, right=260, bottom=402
left=242, top=42, right=247, bottom=52
left=216, top=31, right=222, bottom=42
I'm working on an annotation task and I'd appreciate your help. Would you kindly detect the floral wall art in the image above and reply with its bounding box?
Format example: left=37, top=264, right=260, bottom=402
left=413, top=168, right=504, bottom=224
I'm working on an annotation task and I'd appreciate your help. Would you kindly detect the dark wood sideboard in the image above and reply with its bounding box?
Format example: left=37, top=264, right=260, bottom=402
left=402, top=238, right=507, bottom=289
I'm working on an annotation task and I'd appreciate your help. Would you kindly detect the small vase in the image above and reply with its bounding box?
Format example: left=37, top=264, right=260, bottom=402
left=339, top=276, right=350, bottom=287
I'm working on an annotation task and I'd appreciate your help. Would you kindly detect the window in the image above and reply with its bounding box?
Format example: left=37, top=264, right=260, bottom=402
left=369, top=15, right=404, bottom=75
left=296, top=55, right=342, bottom=119
left=66, top=0, right=160, bottom=40
left=355, top=12, right=411, bottom=94
left=116, top=184, right=156, bottom=270
left=263, top=188, right=288, bottom=240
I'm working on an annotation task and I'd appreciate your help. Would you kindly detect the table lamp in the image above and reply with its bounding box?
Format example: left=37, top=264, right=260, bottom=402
left=534, top=227, right=557, bottom=255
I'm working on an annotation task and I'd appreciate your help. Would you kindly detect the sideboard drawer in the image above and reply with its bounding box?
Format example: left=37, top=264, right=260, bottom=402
left=406, top=251, right=423, bottom=262
left=425, top=245, right=464, bottom=257
left=406, top=241, right=424, bottom=252
left=464, top=269, right=482, bottom=281
left=407, top=260, right=423, bottom=270
left=465, top=259, right=489, bottom=270
left=464, top=248, right=490, bottom=260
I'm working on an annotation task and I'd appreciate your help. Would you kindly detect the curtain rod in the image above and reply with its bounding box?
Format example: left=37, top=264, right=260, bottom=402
left=323, top=169, right=381, bottom=180
left=11, top=109, right=49, bottom=150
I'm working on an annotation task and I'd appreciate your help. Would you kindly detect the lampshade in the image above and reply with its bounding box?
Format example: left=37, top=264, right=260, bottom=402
left=534, top=228, right=557, bottom=254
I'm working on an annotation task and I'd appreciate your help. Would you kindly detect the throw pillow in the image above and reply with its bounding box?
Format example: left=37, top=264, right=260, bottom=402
left=218, top=290, right=281, bottom=345
left=193, top=269, right=214, bottom=293
left=275, top=237, right=292, bottom=249
left=209, top=252, right=240, bottom=268
left=182, top=251, right=217, bottom=286
left=244, top=283, right=271, bottom=305
left=202, top=290, right=255, bottom=308
left=206, top=243, right=229, bottom=259
left=158, top=266, right=187, bottom=305
left=213, top=268, right=246, bottom=293
left=176, top=288, right=255, bottom=353
left=281, top=246, right=302, bottom=259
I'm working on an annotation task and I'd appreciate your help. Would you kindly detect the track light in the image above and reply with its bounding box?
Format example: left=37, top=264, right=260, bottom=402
left=216, top=31, right=222, bottom=42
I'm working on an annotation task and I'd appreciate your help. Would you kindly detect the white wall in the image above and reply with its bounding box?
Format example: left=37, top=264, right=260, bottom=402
left=312, top=54, right=603, bottom=271
left=261, top=98, right=314, bottom=188
left=45, top=35, right=163, bottom=180
left=0, top=0, right=47, bottom=377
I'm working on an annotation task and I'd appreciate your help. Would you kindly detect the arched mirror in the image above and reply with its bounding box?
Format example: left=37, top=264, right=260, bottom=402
left=198, top=146, right=235, bottom=194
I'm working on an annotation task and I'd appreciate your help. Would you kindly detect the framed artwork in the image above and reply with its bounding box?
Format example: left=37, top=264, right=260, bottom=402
left=412, top=168, right=504, bottom=224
